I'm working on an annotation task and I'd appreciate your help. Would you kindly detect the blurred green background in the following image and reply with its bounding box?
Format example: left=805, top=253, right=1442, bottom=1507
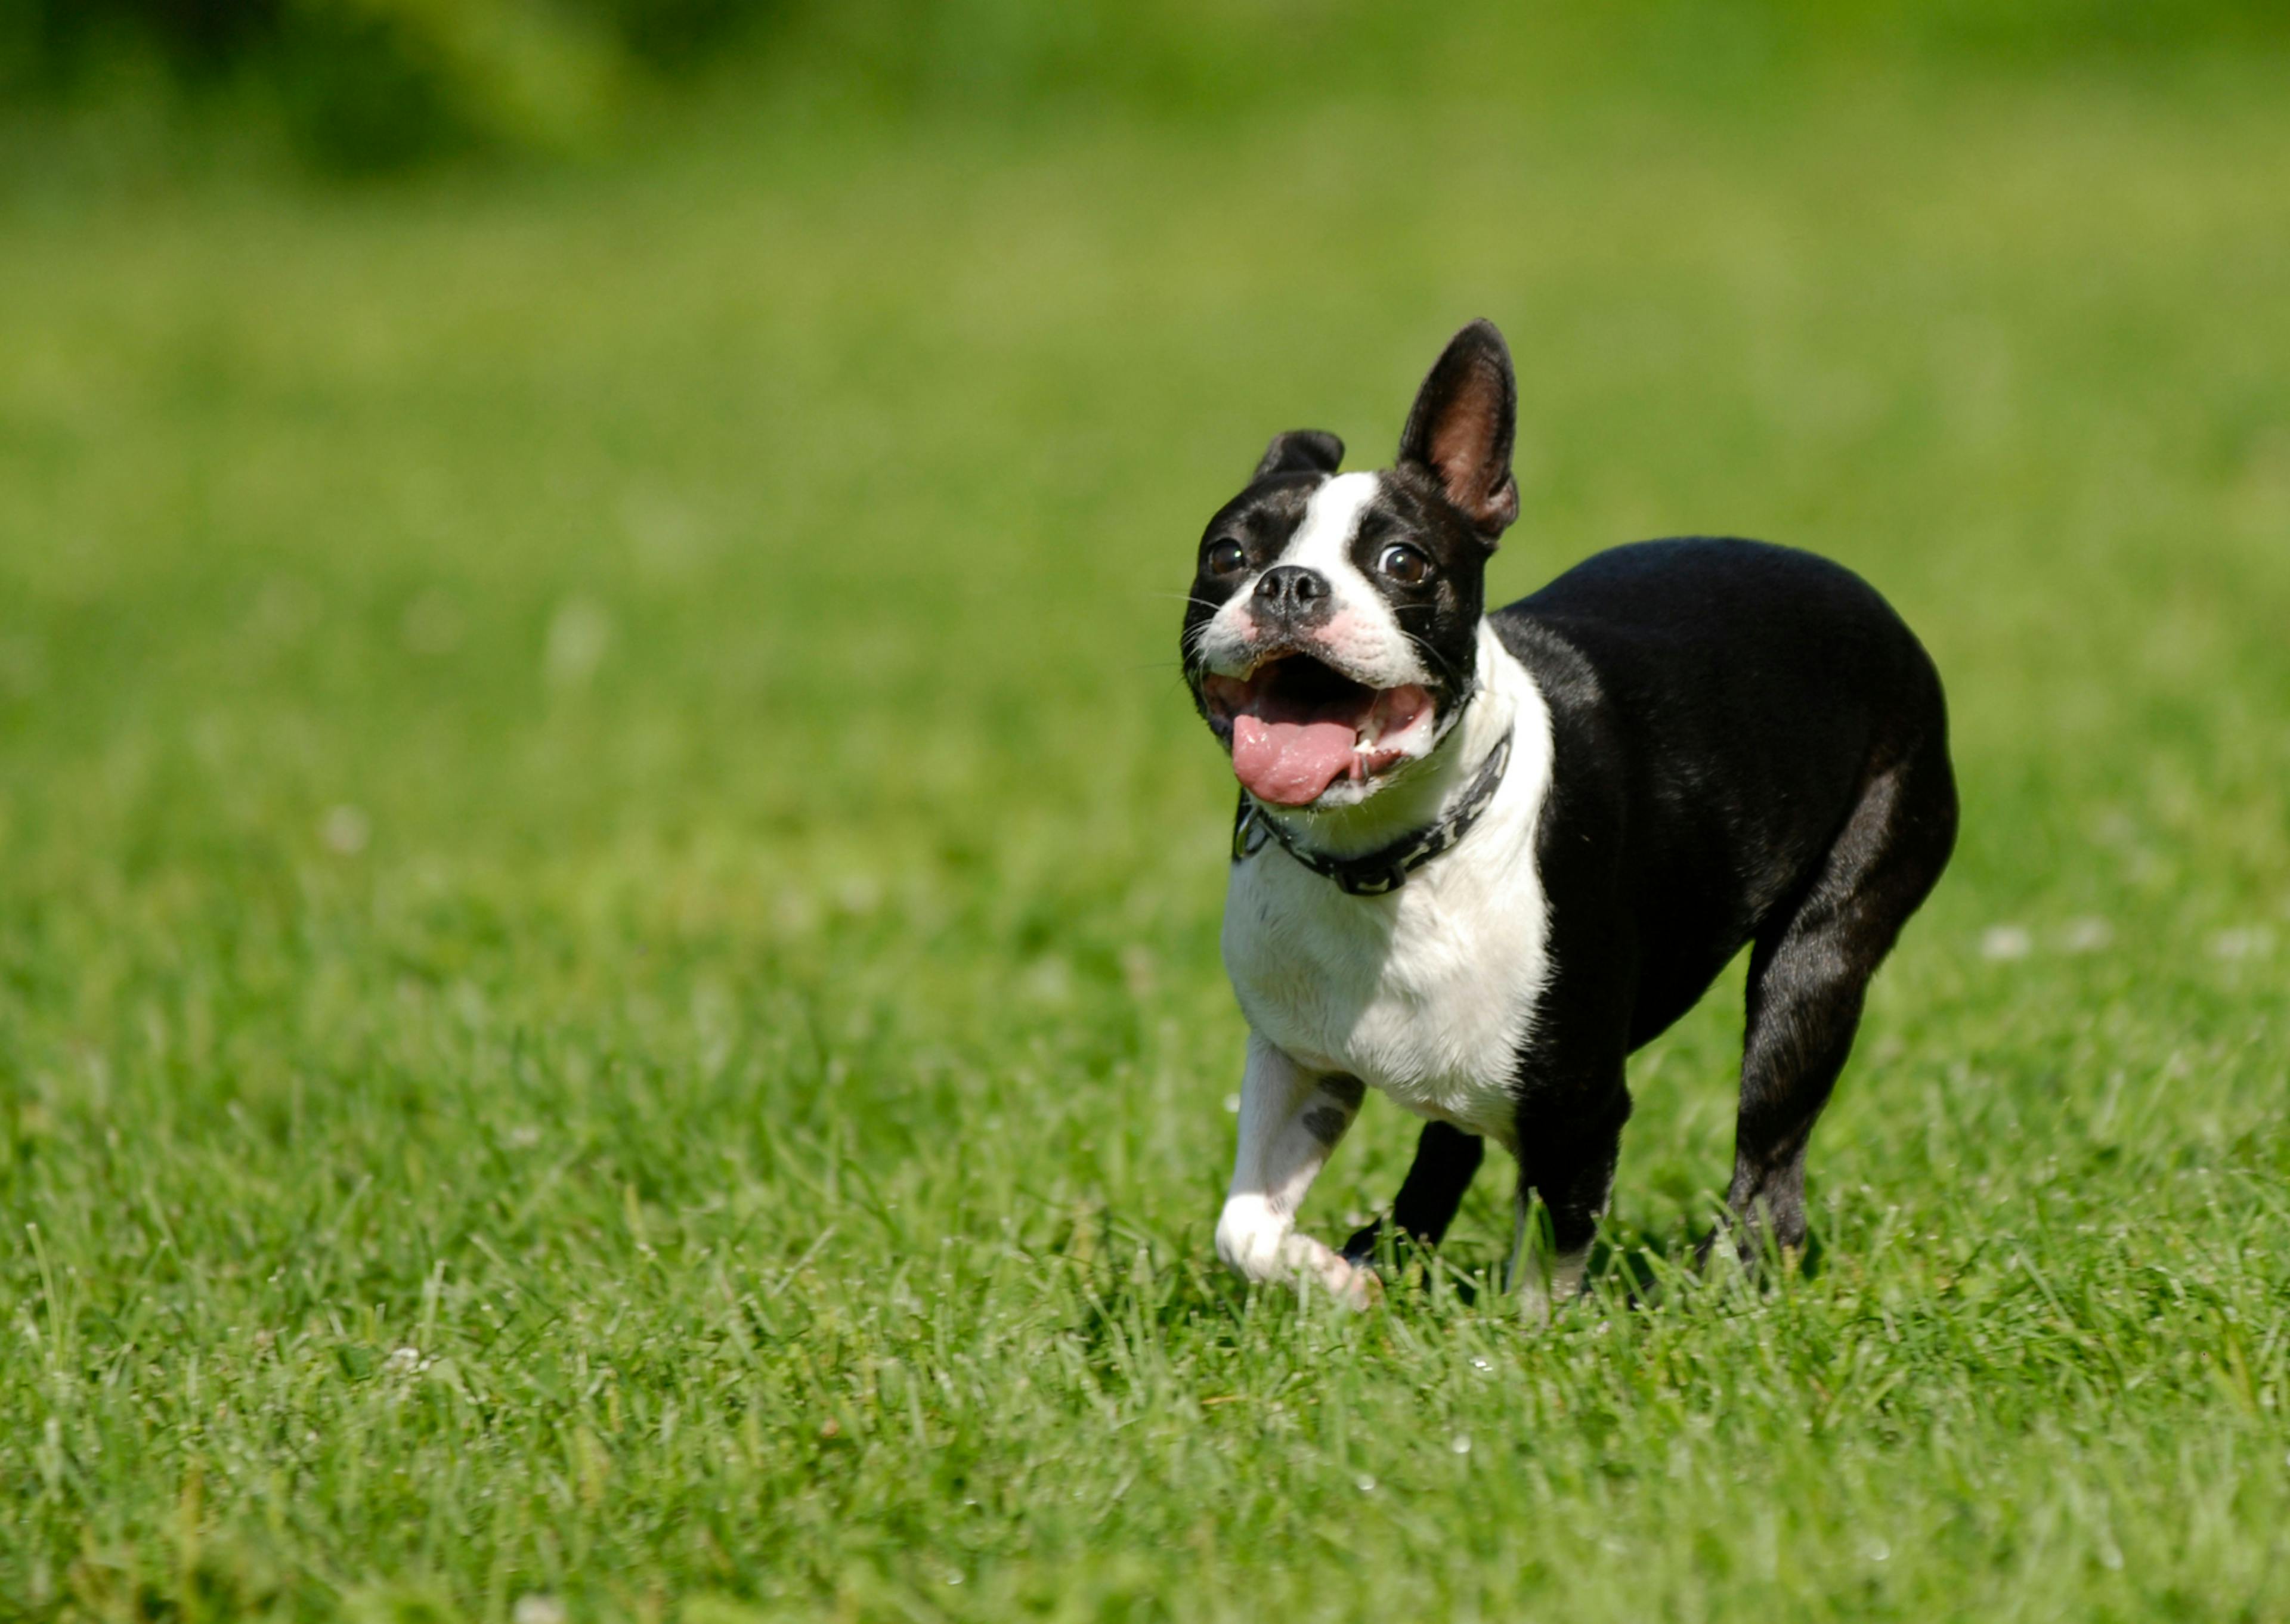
left=4, top=4, right=2289, bottom=1620
left=10, top=0, right=2290, bottom=172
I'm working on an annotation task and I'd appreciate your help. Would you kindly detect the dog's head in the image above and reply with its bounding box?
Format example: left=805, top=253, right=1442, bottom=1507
left=1182, top=320, right=1519, bottom=810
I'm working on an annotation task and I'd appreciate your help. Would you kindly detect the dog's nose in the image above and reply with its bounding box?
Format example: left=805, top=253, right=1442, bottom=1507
left=1254, top=566, right=1330, bottom=618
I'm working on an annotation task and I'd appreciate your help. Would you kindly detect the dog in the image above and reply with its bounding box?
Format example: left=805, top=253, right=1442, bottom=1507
left=1181, top=320, right=1957, bottom=1310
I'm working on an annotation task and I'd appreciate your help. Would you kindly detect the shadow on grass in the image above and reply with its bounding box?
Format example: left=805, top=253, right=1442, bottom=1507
left=1055, top=1196, right=1830, bottom=1379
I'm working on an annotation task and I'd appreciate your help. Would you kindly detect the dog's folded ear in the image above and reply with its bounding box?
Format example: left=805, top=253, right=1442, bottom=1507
left=1398, top=320, right=1519, bottom=544
left=1253, top=430, right=1345, bottom=482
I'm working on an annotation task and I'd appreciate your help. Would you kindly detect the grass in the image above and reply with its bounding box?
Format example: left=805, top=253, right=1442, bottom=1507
left=3, top=53, right=2289, bottom=1623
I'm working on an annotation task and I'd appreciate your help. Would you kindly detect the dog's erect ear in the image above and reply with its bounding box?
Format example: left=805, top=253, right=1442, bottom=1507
left=1252, top=429, right=1345, bottom=482
left=1398, top=319, right=1518, bottom=543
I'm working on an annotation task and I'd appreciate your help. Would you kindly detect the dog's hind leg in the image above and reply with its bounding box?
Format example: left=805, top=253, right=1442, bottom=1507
left=1215, top=1032, right=1379, bottom=1307
left=1725, top=740, right=1957, bottom=1259
left=1509, top=1076, right=1630, bottom=1317
left=1341, top=1121, right=1484, bottom=1267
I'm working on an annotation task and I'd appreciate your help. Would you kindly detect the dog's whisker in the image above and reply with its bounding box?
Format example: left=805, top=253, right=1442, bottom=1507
left=1146, top=590, right=1229, bottom=610
left=1404, top=630, right=1465, bottom=690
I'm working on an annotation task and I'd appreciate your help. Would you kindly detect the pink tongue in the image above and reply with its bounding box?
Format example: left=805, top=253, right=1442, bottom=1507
left=1232, top=715, right=1357, bottom=807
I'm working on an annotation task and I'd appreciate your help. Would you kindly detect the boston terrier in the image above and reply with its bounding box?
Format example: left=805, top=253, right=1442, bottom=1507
left=1182, top=320, right=1957, bottom=1310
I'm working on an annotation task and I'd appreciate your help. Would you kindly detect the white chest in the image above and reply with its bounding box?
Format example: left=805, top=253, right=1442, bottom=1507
left=1219, top=659, right=1555, bottom=1145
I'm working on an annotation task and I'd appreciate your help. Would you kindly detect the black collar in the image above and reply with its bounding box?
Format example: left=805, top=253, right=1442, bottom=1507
left=1231, top=727, right=1514, bottom=896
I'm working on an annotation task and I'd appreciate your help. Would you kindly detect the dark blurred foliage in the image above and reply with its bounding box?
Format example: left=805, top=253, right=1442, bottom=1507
left=5, top=0, right=2288, bottom=173
left=1, top=0, right=790, bottom=168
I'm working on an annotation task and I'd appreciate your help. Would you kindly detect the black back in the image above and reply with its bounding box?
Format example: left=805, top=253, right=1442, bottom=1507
left=1494, top=537, right=1949, bottom=1049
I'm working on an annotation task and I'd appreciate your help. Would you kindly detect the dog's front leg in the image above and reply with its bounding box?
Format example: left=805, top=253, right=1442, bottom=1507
left=1214, top=1032, right=1378, bottom=1307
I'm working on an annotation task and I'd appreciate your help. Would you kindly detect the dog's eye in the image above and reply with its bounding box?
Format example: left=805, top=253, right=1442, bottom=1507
left=1205, top=538, right=1248, bottom=575
left=1378, top=543, right=1432, bottom=585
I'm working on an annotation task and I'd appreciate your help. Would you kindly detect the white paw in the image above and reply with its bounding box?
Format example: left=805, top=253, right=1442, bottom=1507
left=1276, top=1233, right=1382, bottom=1309
left=1508, top=1246, right=1589, bottom=1324
left=1215, top=1195, right=1287, bottom=1279
left=1217, top=1199, right=1382, bottom=1309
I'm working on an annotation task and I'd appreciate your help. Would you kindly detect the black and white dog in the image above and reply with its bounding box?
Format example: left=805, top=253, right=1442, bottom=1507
left=1182, top=320, right=1957, bottom=1310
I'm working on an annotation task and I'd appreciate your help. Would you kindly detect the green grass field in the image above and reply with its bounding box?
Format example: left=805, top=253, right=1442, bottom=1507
left=4, top=53, right=2289, bottom=1622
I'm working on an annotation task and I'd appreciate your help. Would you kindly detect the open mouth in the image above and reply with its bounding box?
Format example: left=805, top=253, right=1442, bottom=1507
left=1199, top=655, right=1435, bottom=807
